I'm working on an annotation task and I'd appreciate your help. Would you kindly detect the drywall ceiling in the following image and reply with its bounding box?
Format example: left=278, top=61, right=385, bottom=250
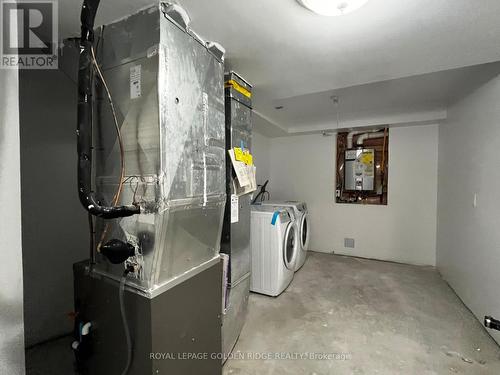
left=269, top=62, right=500, bottom=134
left=59, top=0, right=500, bottom=135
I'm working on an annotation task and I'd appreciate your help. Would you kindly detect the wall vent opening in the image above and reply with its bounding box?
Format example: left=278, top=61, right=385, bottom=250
left=344, top=238, right=355, bottom=248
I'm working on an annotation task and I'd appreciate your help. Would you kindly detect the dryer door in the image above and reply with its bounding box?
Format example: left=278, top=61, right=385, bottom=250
left=283, top=223, right=297, bottom=270
left=300, top=213, right=310, bottom=251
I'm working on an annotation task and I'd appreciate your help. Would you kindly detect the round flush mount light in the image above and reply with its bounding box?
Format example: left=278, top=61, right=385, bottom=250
left=297, top=0, right=369, bottom=16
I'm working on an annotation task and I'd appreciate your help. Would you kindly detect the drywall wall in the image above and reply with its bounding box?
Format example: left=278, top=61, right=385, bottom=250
left=437, top=73, right=500, bottom=344
left=0, top=70, right=25, bottom=373
left=19, top=68, right=88, bottom=346
left=253, top=131, right=271, bottom=185
left=266, top=124, right=439, bottom=266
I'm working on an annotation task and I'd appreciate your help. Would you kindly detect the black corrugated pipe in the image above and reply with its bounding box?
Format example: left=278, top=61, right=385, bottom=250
left=77, top=0, right=140, bottom=219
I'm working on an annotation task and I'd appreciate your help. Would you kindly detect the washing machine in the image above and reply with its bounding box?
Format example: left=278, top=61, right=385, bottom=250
left=250, top=206, right=298, bottom=296
left=260, top=201, right=310, bottom=271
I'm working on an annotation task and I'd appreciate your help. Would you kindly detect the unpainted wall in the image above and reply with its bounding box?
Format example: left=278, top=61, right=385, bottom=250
left=437, top=72, right=500, bottom=345
left=254, top=125, right=439, bottom=266
left=0, top=68, right=25, bottom=373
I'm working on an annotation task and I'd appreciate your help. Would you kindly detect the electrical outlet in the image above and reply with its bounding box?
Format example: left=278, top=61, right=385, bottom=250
left=344, top=238, right=355, bottom=248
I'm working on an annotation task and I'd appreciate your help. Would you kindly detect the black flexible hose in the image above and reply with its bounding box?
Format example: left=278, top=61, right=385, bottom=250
left=77, top=0, right=140, bottom=219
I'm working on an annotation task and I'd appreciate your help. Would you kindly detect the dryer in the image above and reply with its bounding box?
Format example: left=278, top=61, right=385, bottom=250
left=260, top=201, right=310, bottom=271
left=250, top=206, right=298, bottom=296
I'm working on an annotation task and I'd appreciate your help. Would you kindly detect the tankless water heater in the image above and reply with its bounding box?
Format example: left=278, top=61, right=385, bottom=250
left=344, top=148, right=375, bottom=191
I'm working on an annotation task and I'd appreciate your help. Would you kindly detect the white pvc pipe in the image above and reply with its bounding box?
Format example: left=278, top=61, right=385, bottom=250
left=347, top=129, right=381, bottom=148
left=346, top=131, right=364, bottom=149
left=356, top=132, right=385, bottom=146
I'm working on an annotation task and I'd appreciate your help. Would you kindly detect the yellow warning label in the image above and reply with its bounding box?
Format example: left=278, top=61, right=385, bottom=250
left=234, top=147, right=244, bottom=161
left=245, top=152, right=253, bottom=166
left=225, top=79, right=252, bottom=98
left=233, top=147, right=253, bottom=165
left=360, top=152, right=374, bottom=165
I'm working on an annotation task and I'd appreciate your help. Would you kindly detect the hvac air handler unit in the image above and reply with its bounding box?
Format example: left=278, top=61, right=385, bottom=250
left=220, top=72, right=253, bottom=359
left=72, top=1, right=226, bottom=374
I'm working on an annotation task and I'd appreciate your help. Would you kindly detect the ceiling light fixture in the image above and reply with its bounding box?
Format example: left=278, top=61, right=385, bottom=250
left=297, top=0, right=369, bottom=16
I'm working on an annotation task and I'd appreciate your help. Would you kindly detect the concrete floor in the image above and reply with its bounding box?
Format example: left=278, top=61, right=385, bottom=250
left=223, top=252, right=500, bottom=375
left=26, top=252, right=500, bottom=374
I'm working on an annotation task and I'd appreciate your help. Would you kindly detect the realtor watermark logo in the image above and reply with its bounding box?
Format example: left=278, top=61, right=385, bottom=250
left=1, top=0, right=58, bottom=69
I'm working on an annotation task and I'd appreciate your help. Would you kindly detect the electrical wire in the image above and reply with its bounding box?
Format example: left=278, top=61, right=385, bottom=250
left=119, top=270, right=133, bottom=375
left=91, top=44, right=125, bottom=205
left=90, top=45, right=127, bottom=251
left=122, top=175, right=148, bottom=206
left=251, top=180, right=270, bottom=204
left=131, top=179, right=140, bottom=204
left=87, top=42, right=97, bottom=263
left=259, top=190, right=270, bottom=202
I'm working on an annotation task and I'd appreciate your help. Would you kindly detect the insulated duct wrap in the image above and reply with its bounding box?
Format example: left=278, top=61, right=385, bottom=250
left=91, top=4, right=226, bottom=294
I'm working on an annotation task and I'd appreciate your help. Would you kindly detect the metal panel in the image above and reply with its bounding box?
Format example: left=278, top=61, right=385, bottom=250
left=74, top=262, right=154, bottom=375
left=74, top=260, right=222, bottom=375
left=90, top=5, right=226, bottom=294
left=150, top=260, right=222, bottom=374
left=220, top=71, right=253, bottom=362
left=227, top=193, right=251, bottom=283
left=226, top=100, right=252, bottom=283
left=224, top=71, right=252, bottom=108
left=222, top=275, right=250, bottom=359
left=221, top=83, right=253, bottom=284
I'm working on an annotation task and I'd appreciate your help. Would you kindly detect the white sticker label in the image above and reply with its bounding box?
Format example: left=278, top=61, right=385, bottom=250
left=130, top=65, right=142, bottom=99
left=231, top=194, right=239, bottom=223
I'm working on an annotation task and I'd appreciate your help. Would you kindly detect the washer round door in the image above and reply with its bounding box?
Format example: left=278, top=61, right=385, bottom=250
left=283, top=223, right=297, bottom=270
left=300, top=213, right=310, bottom=251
